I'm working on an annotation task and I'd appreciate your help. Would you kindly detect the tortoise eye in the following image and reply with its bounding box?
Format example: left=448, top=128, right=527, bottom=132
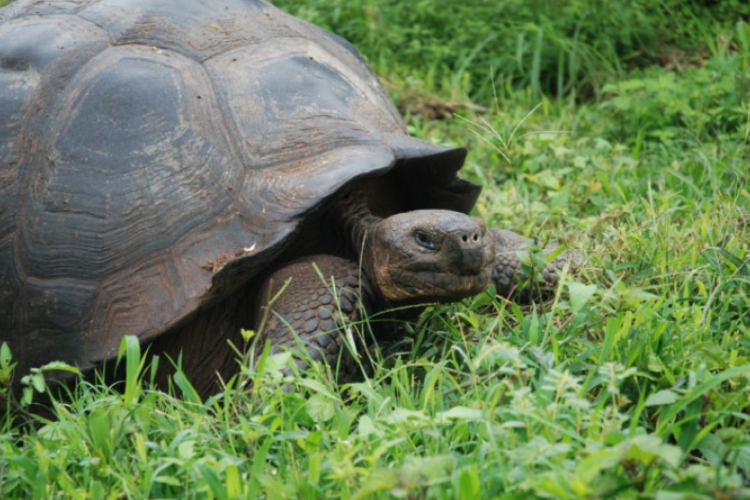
left=414, top=231, right=436, bottom=251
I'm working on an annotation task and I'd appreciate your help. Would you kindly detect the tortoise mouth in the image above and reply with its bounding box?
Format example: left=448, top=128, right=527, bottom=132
left=379, top=267, right=493, bottom=304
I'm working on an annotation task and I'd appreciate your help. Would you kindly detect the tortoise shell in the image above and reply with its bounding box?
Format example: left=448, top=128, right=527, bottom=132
left=0, top=0, right=479, bottom=377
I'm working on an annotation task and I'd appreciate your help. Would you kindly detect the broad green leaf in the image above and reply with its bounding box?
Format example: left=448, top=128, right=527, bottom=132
left=645, top=389, right=679, bottom=406
left=153, top=476, right=181, bottom=487
left=178, top=440, right=195, bottom=460
left=0, top=342, right=12, bottom=367
left=306, top=393, right=335, bottom=423
left=260, top=351, right=292, bottom=374
left=436, top=406, right=484, bottom=422
left=357, top=415, right=381, bottom=439
left=568, top=282, right=597, bottom=314
left=39, top=361, right=82, bottom=376
left=385, top=408, right=429, bottom=424
left=30, top=372, right=46, bottom=393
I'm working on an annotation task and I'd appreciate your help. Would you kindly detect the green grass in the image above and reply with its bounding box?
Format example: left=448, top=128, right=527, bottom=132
left=275, top=0, right=749, bottom=104
left=1, top=0, right=750, bottom=498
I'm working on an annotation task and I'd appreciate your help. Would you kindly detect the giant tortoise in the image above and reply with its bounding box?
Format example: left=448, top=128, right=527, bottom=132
left=0, top=0, right=573, bottom=396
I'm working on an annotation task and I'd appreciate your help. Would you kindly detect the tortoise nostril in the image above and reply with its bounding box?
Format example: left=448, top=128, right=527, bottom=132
left=458, top=232, right=483, bottom=246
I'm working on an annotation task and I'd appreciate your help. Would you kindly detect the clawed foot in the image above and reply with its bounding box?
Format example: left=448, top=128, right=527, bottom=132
left=490, top=228, right=580, bottom=302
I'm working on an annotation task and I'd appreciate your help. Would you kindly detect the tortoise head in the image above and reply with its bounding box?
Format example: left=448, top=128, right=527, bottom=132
left=365, top=210, right=495, bottom=304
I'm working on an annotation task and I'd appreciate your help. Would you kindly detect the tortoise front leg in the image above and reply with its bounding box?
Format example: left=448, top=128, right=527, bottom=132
left=254, top=255, right=375, bottom=378
left=490, top=228, right=577, bottom=300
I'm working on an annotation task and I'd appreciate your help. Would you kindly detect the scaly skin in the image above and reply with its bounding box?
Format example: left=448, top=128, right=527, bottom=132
left=490, top=228, right=574, bottom=299
left=255, top=256, right=375, bottom=377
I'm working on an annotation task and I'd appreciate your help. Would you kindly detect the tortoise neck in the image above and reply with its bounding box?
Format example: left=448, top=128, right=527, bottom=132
left=331, top=188, right=381, bottom=260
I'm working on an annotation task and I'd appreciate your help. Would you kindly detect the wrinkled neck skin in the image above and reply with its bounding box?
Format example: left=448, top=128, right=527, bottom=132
left=327, top=191, right=429, bottom=336
left=328, top=188, right=384, bottom=291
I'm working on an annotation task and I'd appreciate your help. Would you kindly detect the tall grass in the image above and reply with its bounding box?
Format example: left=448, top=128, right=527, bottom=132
left=275, top=0, right=749, bottom=104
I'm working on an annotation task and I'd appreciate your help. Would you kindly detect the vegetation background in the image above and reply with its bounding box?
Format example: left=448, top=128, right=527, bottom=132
left=1, top=0, right=749, bottom=498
